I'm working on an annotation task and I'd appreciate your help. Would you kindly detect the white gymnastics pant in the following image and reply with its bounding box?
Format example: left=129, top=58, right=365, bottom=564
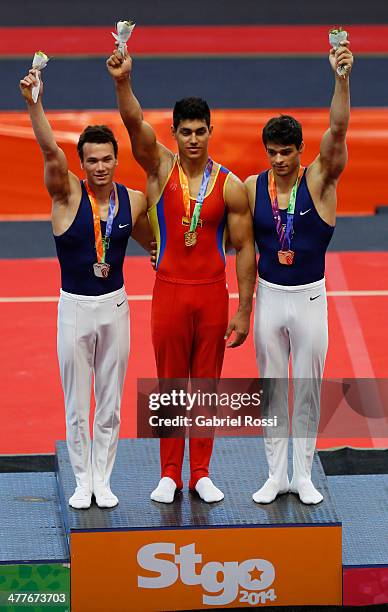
left=254, top=277, right=328, bottom=484
left=57, top=286, right=130, bottom=489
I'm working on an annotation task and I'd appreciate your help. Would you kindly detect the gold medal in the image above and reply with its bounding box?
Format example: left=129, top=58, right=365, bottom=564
left=278, top=250, right=294, bottom=265
left=184, top=231, right=197, bottom=247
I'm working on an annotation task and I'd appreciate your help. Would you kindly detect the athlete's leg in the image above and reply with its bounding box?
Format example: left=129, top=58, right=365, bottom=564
left=93, top=288, right=129, bottom=507
left=189, top=280, right=228, bottom=502
left=151, top=279, right=192, bottom=501
left=57, top=293, right=95, bottom=508
left=253, top=281, right=290, bottom=503
left=289, top=280, right=328, bottom=504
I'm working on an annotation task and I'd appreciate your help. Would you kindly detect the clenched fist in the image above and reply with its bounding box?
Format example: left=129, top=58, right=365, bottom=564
left=106, top=49, right=132, bottom=81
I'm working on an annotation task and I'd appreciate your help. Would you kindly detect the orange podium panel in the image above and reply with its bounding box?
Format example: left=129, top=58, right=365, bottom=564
left=1, top=108, right=387, bottom=217
left=71, top=525, right=342, bottom=611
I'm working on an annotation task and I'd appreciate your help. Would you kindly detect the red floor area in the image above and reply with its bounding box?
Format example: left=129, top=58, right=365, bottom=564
left=1, top=25, right=387, bottom=56
left=0, top=253, right=387, bottom=454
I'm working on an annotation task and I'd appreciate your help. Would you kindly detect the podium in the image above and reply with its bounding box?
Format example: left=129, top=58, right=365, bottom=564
left=56, top=438, right=342, bottom=611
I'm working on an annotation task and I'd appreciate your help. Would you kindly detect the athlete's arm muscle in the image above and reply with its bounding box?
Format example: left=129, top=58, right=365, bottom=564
left=307, top=41, right=353, bottom=223
left=244, top=175, right=257, bottom=217
left=19, top=69, right=77, bottom=204
left=130, top=191, right=155, bottom=252
left=224, top=174, right=256, bottom=347
left=107, top=50, right=173, bottom=178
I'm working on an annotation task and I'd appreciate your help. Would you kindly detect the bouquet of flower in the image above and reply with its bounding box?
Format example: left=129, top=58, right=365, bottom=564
left=329, top=28, right=348, bottom=76
left=111, top=20, right=136, bottom=54
left=31, top=51, right=49, bottom=103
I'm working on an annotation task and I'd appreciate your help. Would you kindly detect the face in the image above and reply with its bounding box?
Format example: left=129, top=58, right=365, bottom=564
left=172, top=119, right=212, bottom=160
left=265, top=141, right=304, bottom=177
left=80, top=142, right=118, bottom=187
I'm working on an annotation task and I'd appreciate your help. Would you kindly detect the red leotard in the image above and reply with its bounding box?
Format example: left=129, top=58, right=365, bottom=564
left=148, top=158, right=231, bottom=488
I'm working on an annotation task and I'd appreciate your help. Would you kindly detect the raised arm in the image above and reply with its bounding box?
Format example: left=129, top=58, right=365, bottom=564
left=224, top=175, right=257, bottom=348
left=106, top=50, right=173, bottom=177
left=311, top=41, right=353, bottom=185
left=19, top=69, right=75, bottom=203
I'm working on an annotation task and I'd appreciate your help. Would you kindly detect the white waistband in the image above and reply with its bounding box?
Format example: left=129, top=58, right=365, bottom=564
left=60, top=286, right=126, bottom=302
left=258, top=277, right=326, bottom=293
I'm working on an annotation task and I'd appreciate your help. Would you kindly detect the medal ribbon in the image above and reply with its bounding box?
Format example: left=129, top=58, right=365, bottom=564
left=84, top=181, right=116, bottom=263
left=268, top=166, right=304, bottom=251
left=177, top=158, right=213, bottom=232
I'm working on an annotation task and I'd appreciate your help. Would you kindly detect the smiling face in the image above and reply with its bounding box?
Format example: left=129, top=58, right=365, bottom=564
left=265, top=141, right=304, bottom=177
left=80, top=142, right=118, bottom=188
left=172, top=119, right=213, bottom=162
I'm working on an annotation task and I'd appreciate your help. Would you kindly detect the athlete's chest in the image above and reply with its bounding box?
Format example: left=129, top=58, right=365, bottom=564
left=275, top=190, right=294, bottom=210
left=164, top=175, right=225, bottom=224
left=256, top=178, right=314, bottom=229
left=186, top=169, right=217, bottom=197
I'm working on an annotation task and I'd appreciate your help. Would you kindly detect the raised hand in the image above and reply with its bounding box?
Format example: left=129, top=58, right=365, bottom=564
left=329, top=40, right=353, bottom=77
left=19, top=69, right=42, bottom=103
left=106, top=48, right=132, bottom=81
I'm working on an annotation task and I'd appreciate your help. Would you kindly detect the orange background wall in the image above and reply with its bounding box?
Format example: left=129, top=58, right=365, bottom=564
left=1, top=108, right=386, bottom=217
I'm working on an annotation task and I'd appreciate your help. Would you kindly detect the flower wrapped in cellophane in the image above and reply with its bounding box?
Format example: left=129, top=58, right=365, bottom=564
left=31, top=51, right=49, bottom=103
left=329, top=28, right=348, bottom=76
left=111, top=20, right=136, bottom=54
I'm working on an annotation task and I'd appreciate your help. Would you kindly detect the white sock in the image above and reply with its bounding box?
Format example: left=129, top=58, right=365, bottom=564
left=290, top=479, right=323, bottom=504
left=195, top=477, right=224, bottom=503
left=94, top=486, right=118, bottom=508
left=69, top=486, right=92, bottom=509
left=252, top=478, right=289, bottom=504
left=150, top=477, right=176, bottom=503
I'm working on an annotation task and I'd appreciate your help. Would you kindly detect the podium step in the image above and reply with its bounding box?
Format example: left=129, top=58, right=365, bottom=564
left=328, top=474, right=388, bottom=606
left=0, top=472, right=70, bottom=611
left=57, top=438, right=342, bottom=611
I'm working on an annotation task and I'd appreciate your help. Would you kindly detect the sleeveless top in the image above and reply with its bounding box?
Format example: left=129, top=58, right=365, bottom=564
left=253, top=169, right=334, bottom=285
left=54, top=181, right=132, bottom=295
left=148, top=158, right=231, bottom=284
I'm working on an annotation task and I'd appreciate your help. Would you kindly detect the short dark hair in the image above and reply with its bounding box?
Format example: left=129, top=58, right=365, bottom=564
left=173, top=97, right=211, bottom=130
left=262, top=115, right=303, bottom=149
left=77, top=125, right=118, bottom=161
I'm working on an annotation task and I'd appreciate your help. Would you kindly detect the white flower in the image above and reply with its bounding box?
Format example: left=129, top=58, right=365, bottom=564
left=32, top=51, right=49, bottom=70
left=111, top=20, right=136, bottom=53
left=329, top=29, right=348, bottom=50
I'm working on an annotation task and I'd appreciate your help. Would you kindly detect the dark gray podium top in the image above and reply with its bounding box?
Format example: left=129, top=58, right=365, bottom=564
left=56, top=438, right=341, bottom=534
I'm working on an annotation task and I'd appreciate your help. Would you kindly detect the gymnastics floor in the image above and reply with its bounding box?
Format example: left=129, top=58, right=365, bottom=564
left=0, top=252, right=387, bottom=455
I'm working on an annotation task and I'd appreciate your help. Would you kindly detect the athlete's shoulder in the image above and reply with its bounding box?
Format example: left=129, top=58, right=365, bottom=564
left=245, top=174, right=259, bottom=187
left=126, top=187, right=145, bottom=197
left=218, top=164, right=231, bottom=175
left=245, top=169, right=268, bottom=184
left=117, top=184, right=145, bottom=198
left=126, top=189, right=147, bottom=222
left=223, top=170, right=243, bottom=185
left=222, top=171, right=246, bottom=200
left=244, top=174, right=261, bottom=198
left=126, top=188, right=146, bottom=208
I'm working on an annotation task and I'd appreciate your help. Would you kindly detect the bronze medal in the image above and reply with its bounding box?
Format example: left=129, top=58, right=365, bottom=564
left=278, top=250, right=295, bottom=265
left=93, top=262, right=110, bottom=278
left=184, top=231, right=197, bottom=247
